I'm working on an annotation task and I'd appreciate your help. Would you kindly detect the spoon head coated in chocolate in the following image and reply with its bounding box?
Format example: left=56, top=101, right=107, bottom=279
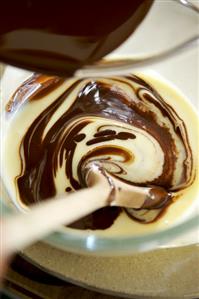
left=85, top=162, right=171, bottom=209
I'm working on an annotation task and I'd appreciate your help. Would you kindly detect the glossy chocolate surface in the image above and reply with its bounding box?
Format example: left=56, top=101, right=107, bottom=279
left=6, top=74, right=193, bottom=229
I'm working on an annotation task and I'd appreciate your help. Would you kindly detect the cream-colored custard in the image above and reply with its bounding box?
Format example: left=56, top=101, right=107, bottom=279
left=1, top=71, right=198, bottom=236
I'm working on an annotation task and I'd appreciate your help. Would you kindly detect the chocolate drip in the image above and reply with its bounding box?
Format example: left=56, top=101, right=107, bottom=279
left=7, top=74, right=193, bottom=229
left=86, top=131, right=136, bottom=146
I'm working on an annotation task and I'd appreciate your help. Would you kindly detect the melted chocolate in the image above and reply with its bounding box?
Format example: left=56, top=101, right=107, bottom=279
left=0, top=0, right=153, bottom=75
left=86, top=131, right=136, bottom=146
left=6, top=75, right=64, bottom=113
left=7, top=74, right=193, bottom=229
left=142, top=187, right=172, bottom=209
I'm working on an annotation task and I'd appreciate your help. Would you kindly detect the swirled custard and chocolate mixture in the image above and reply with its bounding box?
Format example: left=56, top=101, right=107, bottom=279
left=3, top=73, right=197, bottom=233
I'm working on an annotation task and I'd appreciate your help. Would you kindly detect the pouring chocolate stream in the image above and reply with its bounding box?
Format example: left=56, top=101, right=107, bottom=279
left=0, top=0, right=153, bottom=75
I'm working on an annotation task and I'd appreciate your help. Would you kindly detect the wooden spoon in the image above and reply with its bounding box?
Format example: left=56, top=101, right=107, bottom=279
left=3, top=164, right=169, bottom=257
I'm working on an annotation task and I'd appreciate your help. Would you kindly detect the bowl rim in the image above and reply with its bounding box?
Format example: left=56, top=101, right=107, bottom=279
left=43, top=213, right=199, bottom=254
left=1, top=196, right=198, bottom=254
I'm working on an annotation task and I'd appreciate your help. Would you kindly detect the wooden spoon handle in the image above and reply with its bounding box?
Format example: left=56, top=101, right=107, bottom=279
left=3, top=184, right=108, bottom=256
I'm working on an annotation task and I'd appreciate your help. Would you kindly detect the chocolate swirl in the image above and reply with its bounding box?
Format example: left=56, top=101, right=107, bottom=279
left=7, top=74, right=194, bottom=229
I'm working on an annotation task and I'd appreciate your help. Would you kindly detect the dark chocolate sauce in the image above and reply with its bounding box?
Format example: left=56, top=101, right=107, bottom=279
left=86, top=131, right=136, bottom=146
left=142, top=187, right=172, bottom=209
left=7, top=74, right=193, bottom=229
left=0, top=0, right=153, bottom=75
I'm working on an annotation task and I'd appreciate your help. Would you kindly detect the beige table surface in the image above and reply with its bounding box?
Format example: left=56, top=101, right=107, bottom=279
left=4, top=242, right=198, bottom=299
